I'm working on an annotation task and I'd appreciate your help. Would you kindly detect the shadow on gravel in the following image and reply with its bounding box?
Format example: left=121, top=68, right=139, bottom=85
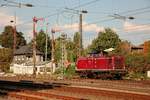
left=0, top=80, right=70, bottom=96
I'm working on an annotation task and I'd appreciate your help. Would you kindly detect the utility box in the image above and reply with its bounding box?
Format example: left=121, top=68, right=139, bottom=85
left=147, top=71, right=150, bottom=78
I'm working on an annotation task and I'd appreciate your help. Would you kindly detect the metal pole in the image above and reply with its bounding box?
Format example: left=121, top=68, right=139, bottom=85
left=51, top=31, right=55, bottom=73
left=64, top=8, right=87, bottom=57
left=61, top=37, right=64, bottom=76
left=13, top=12, right=16, bottom=55
left=33, top=16, right=37, bottom=77
left=45, top=23, right=48, bottom=61
left=44, top=23, right=48, bottom=74
left=32, top=16, right=44, bottom=77
left=62, top=35, right=64, bottom=75
left=79, top=13, right=82, bottom=56
left=51, top=32, right=54, bottom=62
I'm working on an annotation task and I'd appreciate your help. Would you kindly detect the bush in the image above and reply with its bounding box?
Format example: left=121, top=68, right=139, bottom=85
left=0, top=63, right=10, bottom=72
left=125, top=52, right=150, bottom=79
left=126, top=72, right=146, bottom=80
left=64, top=64, right=77, bottom=78
left=0, top=48, right=13, bottom=72
left=54, top=63, right=77, bottom=79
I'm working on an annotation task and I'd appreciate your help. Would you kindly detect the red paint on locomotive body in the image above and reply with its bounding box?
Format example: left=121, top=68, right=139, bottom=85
left=76, top=55, right=125, bottom=71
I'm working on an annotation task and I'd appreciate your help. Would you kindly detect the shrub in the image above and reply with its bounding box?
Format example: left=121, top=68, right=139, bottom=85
left=125, top=52, right=149, bottom=79
left=54, top=63, right=77, bottom=79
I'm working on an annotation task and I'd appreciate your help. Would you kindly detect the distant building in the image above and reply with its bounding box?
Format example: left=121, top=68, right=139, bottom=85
left=131, top=46, right=143, bottom=53
left=144, top=41, right=150, bottom=55
left=13, top=45, right=43, bottom=64
left=130, top=41, right=150, bottom=54
left=10, top=45, right=56, bottom=75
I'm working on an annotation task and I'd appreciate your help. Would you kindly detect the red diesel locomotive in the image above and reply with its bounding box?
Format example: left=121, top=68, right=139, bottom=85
left=76, top=53, right=126, bottom=79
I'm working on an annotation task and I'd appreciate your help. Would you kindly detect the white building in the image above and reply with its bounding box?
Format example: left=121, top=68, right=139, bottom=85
left=10, top=45, right=56, bottom=75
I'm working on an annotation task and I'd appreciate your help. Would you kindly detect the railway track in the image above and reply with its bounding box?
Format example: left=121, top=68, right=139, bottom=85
left=47, top=78, right=150, bottom=94
left=0, top=77, right=149, bottom=100
left=0, top=81, right=86, bottom=100
left=39, top=85, right=150, bottom=100
left=0, top=80, right=149, bottom=100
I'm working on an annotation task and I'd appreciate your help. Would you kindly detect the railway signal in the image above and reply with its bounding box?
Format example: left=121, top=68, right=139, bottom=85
left=32, top=16, right=44, bottom=77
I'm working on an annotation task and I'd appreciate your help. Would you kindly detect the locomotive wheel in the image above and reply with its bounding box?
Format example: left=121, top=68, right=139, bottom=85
left=113, top=73, right=123, bottom=80
left=78, top=71, right=124, bottom=80
left=95, top=72, right=115, bottom=80
left=78, top=71, right=88, bottom=78
left=87, top=72, right=97, bottom=79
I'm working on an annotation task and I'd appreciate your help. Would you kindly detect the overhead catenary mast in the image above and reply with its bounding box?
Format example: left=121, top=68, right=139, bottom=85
left=10, top=12, right=17, bottom=55
left=51, top=28, right=56, bottom=73
left=65, top=8, right=87, bottom=57
left=45, top=23, right=49, bottom=62
left=61, top=33, right=67, bottom=76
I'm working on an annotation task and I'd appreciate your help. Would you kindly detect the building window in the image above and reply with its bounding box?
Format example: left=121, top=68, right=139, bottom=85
left=46, top=67, right=51, bottom=72
left=40, top=67, right=45, bottom=72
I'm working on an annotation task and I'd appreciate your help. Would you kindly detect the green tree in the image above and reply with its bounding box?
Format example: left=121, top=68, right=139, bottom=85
left=73, top=32, right=80, bottom=61
left=54, top=35, right=77, bottom=63
left=115, top=40, right=131, bottom=55
left=125, top=52, right=149, bottom=79
left=16, top=32, right=26, bottom=48
left=90, top=28, right=121, bottom=53
left=66, top=39, right=76, bottom=62
left=54, top=32, right=80, bottom=63
left=0, top=26, right=26, bottom=49
left=126, top=53, right=145, bottom=72
left=54, top=37, right=62, bottom=63
left=0, top=48, right=13, bottom=72
left=36, top=30, right=51, bottom=60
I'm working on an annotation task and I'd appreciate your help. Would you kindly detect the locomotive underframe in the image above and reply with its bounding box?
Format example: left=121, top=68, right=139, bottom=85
left=76, top=69, right=127, bottom=79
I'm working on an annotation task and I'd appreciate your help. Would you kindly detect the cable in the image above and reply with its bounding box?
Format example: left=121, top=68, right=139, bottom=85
left=16, top=9, right=148, bottom=33
left=120, top=31, right=150, bottom=37
left=125, top=9, right=150, bottom=16
left=4, top=0, right=19, bottom=5
left=88, top=11, right=113, bottom=15
left=59, top=5, right=150, bottom=29
left=54, top=17, right=115, bottom=32
left=16, top=12, right=59, bottom=27
left=119, top=6, right=150, bottom=15
left=3, top=0, right=34, bottom=7
left=73, top=0, right=101, bottom=9
left=14, top=1, right=150, bottom=33
left=12, top=0, right=111, bottom=28
left=59, top=18, right=150, bottom=34
left=84, top=8, right=150, bottom=28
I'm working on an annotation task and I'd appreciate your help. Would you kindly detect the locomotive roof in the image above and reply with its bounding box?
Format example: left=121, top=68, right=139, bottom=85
left=88, top=50, right=108, bottom=54
left=88, top=51, right=100, bottom=54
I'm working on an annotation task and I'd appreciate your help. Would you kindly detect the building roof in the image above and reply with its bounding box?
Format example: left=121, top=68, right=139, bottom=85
left=14, top=45, right=43, bottom=55
left=131, top=46, right=143, bottom=50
